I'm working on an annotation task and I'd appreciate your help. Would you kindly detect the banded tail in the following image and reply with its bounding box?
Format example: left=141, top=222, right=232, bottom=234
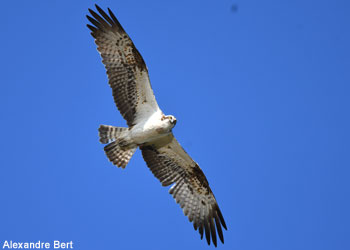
left=98, top=125, right=136, bottom=168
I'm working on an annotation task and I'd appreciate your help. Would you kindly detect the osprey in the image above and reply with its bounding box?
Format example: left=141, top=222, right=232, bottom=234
left=87, top=5, right=227, bottom=246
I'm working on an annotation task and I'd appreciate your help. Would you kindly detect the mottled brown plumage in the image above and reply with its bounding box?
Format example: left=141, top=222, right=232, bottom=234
left=87, top=5, right=158, bottom=127
left=140, top=134, right=227, bottom=246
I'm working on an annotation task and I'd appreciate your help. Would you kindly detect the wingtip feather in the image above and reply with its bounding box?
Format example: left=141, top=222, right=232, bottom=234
left=216, top=205, right=227, bottom=230
left=204, top=219, right=211, bottom=245
left=210, top=217, right=217, bottom=247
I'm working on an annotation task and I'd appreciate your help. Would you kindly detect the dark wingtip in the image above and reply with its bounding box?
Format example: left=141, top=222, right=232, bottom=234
left=214, top=213, right=224, bottom=244
left=206, top=236, right=211, bottom=245
left=217, top=205, right=227, bottom=230
left=203, top=219, right=211, bottom=245
left=88, top=8, right=97, bottom=18
left=86, top=15, right=96, bottom=25
left=86, top=24, right=97, bottom=32
left=95, top=4, right=105, bottom=15
left=210, top=218, right=217, bottom=247
left=199, top=225, right=204, bottom=239
left=108, top=8, right=120, bottom=25
left=86, top=15, right=94, bottom=28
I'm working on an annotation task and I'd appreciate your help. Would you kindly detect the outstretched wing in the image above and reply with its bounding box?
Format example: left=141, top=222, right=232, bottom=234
left=87, top=5, right=161, bottom=127
left=140, top=134, right=227, bottom=246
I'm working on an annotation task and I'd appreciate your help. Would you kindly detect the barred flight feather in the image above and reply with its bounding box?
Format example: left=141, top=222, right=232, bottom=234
left=140, top=134, right=227, bottom=246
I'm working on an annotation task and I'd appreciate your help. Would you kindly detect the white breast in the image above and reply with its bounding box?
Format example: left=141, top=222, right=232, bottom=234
left=130, top=110, right=167, bottom=145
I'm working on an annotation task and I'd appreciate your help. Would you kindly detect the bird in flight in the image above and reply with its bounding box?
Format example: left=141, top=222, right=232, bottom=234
left=86, top=5, right=227, bottom=246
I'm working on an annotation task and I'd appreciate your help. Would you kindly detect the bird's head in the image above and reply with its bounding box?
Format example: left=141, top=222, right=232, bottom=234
left=162, top=115, right=177, bottom=128
left=167, top=115, right=177, bottom=126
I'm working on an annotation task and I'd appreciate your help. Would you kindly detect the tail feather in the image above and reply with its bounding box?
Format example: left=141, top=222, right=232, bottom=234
left=104, top=141, right=136, bottom=168
left=98, top=125, right=128, bottom=144
left=99, top=124, right=136, bottom=168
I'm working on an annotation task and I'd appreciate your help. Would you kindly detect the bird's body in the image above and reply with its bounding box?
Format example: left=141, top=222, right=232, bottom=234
left=87, top=5, right=227, bottom=246
left=122, top=111, right=176, bottom=147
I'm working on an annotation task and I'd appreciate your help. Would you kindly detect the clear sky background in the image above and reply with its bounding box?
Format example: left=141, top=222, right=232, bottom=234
left=1, top=0, right=349, bottom=249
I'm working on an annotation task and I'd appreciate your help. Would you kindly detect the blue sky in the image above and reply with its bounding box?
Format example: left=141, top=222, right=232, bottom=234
left=1, top=0, right=349, bottom=249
